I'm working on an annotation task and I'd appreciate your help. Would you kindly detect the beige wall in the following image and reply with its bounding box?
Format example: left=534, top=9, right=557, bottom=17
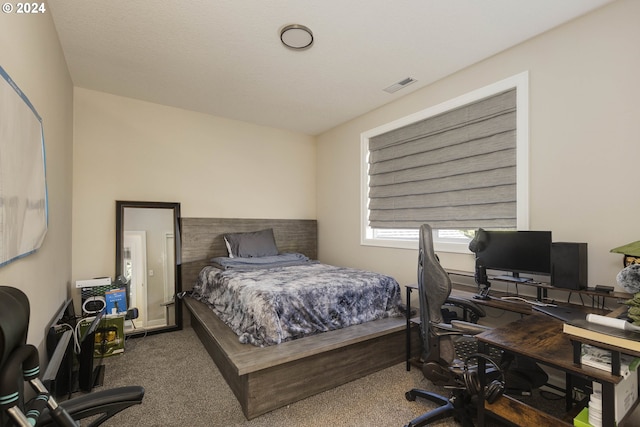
left=0, top=12, right=74, bottom=348
left=317, top=0, right=640, bottom=291
left=72, top=89, right=316, bottom=285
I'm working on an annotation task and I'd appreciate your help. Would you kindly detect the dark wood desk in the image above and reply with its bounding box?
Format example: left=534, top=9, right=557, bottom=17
left=450, top=287, right=612, bottom=317
left=404, top=284, right=611, bottom=370
left=450, top=287, right=535, bottom=315
left=447, top=269, right=632, bottom=304
left=476, top=313, right=631, bottom=427
left=404, top=276, right=633, bottom=425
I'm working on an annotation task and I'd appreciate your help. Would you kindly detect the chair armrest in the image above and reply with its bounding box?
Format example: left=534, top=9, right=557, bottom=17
left=445, top=296, right=486, bottom=322
left=431, top=322, right=465, bottom=337
left=450, top=320, right=491, bottom=335
left=432, top=320, right=490, bottom=337
left=39, top=386, right=144, bottom=427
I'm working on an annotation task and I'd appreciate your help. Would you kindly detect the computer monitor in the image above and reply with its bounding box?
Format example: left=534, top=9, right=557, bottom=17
left=476, top=230, right=552, bottom=282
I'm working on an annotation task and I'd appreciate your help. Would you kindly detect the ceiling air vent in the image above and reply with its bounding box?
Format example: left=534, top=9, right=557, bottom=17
left=383, top=77, right=417, bottom=94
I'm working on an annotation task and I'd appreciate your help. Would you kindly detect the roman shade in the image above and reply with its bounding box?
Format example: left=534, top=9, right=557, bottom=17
left=368, top=88, right=517, bottom=230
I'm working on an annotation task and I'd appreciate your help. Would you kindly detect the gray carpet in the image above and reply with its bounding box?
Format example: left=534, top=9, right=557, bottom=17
left=95, top=327, right=459, bottom=426
left=97, top=327, right=563, bottom=426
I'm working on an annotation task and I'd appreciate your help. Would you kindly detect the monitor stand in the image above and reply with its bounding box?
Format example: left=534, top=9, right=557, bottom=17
left=495, top=273, right=533, bottom=283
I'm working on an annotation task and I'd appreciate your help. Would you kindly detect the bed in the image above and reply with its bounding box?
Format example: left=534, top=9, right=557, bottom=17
left=180, top=218, right=418, bottom=419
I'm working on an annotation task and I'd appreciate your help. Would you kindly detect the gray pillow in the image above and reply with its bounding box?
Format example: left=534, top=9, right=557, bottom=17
left=224, top=228, right=279, bottom=258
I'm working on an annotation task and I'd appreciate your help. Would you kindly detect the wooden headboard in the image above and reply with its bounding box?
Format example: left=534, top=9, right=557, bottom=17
left=180, top=217, right=317, bottom=292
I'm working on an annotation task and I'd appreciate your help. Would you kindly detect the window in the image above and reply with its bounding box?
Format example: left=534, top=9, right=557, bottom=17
left=361, top=72, right=529, bottom=252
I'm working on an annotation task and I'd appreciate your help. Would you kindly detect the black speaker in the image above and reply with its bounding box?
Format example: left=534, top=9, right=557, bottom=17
left=551, top=242, right=588, bottom=290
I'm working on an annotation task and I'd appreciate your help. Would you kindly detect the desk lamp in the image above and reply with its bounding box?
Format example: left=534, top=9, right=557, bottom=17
left=469, top=228, right=491, bottom=300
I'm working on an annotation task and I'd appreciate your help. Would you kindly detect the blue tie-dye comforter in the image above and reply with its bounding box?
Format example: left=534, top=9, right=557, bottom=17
left=191, top=261, right=402, bottom=347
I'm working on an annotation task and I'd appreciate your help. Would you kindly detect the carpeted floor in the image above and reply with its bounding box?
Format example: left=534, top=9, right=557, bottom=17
left=96, top=327, right=563, bottom=426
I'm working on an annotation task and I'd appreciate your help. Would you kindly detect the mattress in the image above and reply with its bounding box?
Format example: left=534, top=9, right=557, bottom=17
left=191, top=258, right=402, bottom=347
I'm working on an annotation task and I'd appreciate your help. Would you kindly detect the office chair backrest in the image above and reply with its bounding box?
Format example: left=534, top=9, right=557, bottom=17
left=1, top=286, right=146, bottom=427
left=418, top=224, right=452, bottom=324
left=418, top=224, right=453, bottom=362
left=0, top=286, right=30, bottom=369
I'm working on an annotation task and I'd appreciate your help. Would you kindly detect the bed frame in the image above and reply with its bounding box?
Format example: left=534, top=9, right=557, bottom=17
left=180, top=217, right=417, bottom=419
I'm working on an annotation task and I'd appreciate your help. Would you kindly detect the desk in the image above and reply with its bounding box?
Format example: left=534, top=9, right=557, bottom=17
left=447, top=269, right=631, bottom=308
left=404, top=284, right=611, bottom=371
left=476, top=313, right=633, bottom=426
left=451, top=287, right=612, bottom=317
left=450, top=287, right=537, bottom=315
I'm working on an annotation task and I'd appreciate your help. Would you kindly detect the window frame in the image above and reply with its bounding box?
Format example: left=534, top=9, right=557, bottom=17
left=360, top=72, right=530, bottom=253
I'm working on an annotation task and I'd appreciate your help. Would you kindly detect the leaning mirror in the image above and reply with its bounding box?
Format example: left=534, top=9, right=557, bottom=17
left=115, top=201, right=182, bottom=335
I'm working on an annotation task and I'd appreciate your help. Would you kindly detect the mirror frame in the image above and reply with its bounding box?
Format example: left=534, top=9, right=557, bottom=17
left=115, top=200, right=182, bottom=336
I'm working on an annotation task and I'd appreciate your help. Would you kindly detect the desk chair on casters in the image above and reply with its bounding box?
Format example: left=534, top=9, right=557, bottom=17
left=0, top=286, right=144, bottom=427
left=403, top=225, right=547, bottom=427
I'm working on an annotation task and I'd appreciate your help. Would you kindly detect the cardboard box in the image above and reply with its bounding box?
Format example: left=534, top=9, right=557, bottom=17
left=592, top=369, right=638, bottom=424
left=79, top=315, right=125, bottom=358
left=105, top=288, right=127, bottom=315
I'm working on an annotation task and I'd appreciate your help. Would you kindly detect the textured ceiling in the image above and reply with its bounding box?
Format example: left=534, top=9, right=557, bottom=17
left=48, top=0, right=613, bottom=135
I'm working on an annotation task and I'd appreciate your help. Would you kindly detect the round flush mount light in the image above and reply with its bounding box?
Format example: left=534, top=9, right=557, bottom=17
left=280, top=24, right=314, bottom=50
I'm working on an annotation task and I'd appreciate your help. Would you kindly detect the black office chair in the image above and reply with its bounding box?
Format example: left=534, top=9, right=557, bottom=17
left=0, top=286, right=144, bottom=427
left=404, top=225, right=548, bottom=427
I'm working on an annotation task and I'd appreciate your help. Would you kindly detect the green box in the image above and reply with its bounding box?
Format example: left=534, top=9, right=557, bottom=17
left=79, top=315, right=125, bottom=358
left=574, top=407, right=591, bottom=427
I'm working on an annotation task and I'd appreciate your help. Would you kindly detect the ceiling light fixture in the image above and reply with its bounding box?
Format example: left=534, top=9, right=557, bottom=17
left=280, top=24, right=314, bottom=50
